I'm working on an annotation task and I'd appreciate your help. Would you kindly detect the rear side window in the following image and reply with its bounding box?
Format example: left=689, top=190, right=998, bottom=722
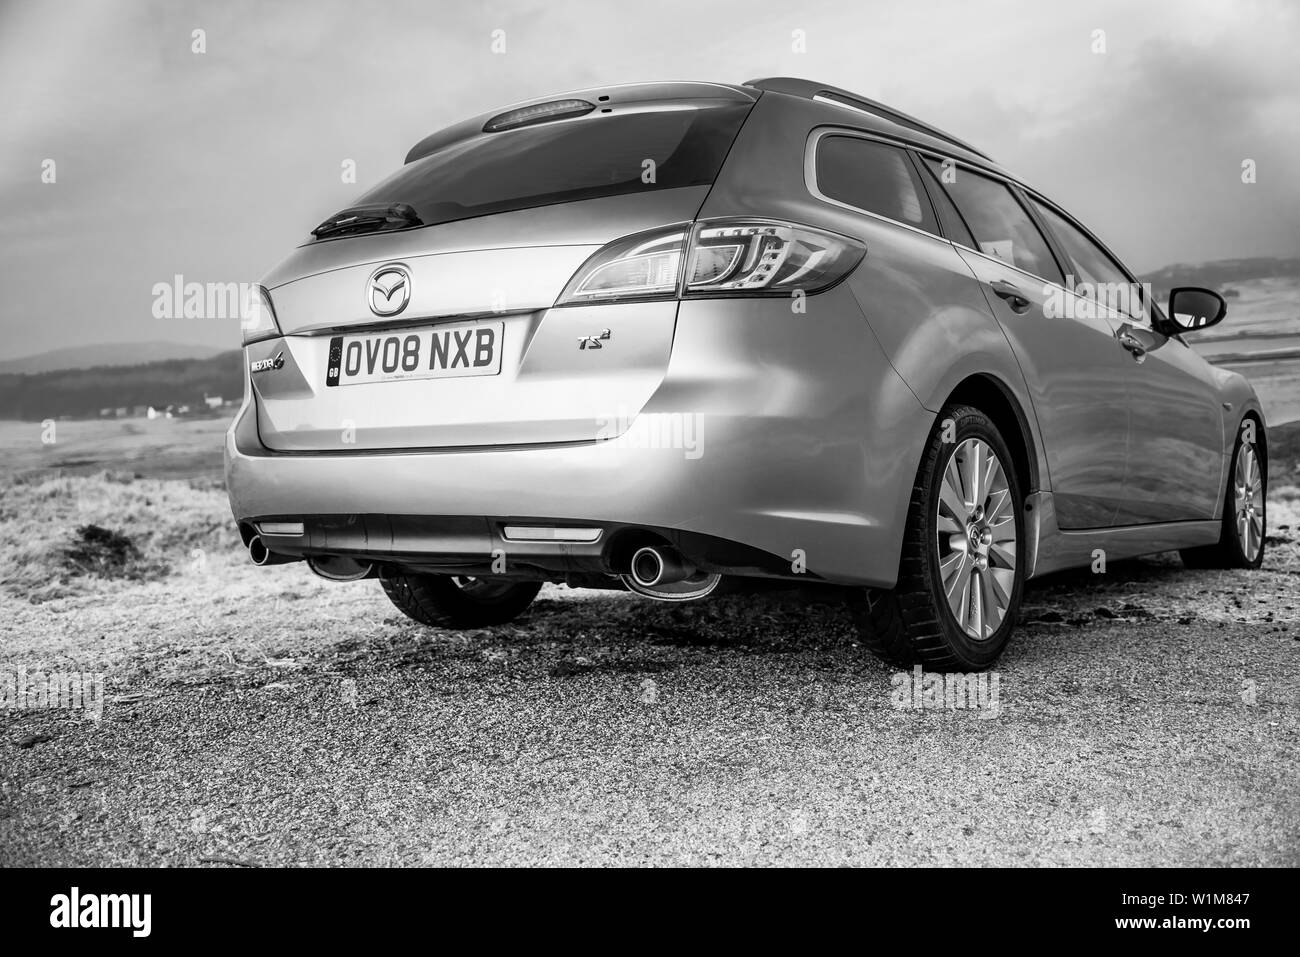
left=814, top=135, right=939, bottom=235
left=924, top=159, right=1063, bottom=284
left=323, top=103, right=752, bottom=237
left=917, top=159, right=977, bottom=249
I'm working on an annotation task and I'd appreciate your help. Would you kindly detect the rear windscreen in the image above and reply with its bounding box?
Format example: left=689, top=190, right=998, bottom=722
left=319, top=103, right=752, bottom=239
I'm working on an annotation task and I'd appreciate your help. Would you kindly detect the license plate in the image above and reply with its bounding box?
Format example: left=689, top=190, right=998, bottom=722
left=325, top=320, right=504, bottom=387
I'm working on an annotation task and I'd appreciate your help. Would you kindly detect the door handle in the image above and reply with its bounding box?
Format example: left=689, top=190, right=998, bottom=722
left=1117, top=330, right=1147, bottom=362
left=989, top=279, right=1031, bottom=313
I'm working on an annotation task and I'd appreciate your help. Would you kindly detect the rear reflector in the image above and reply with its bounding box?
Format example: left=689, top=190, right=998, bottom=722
left=502, top=526, right=603, bottom=543
left=258, top=522, right=305, bottom=537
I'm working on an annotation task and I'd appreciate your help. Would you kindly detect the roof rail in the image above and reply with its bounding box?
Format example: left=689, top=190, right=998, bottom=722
left=743, top=77, right=992, bottom=161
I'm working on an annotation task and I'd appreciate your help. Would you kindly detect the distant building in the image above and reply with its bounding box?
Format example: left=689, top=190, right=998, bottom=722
left=114, top=407, right=128, bottom=417
left=130, top=405, right=148, bottom=417
left=99, top=408, right=114, bottom=418
left=203, top=394, right=223, bottom=409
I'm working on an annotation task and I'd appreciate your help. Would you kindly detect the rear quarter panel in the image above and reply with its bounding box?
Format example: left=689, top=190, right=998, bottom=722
left=701, top=92, right=1051, bottom=494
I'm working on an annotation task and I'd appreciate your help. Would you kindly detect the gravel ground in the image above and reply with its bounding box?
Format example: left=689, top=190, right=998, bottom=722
left=2, top=493, right=1298, bottom=866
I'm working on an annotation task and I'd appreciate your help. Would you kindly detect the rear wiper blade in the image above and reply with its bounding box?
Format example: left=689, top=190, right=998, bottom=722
left=311, top=203, right=423, bottom=239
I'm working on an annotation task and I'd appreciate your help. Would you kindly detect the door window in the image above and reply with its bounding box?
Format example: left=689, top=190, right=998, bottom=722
left=1030, top=199, right=1149, bottom=323
left=923, top=159, right=1063, bottom=285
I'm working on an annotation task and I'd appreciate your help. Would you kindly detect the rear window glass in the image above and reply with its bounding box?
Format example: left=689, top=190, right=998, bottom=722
left=321, top=104, right=752, bottom=238
left=814, top=135, right=938, bottom=235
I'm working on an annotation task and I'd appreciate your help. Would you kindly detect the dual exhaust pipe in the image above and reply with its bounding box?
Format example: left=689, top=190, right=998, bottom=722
left=246, top=534, right=373, bottom=581
left=248, top=533, right=703, bottom=596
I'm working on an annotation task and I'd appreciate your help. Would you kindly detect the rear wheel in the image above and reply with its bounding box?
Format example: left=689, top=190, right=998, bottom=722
left=1180, top=423, right=1265, bottom=569
left=381, top=574, right=542, bottom=628
left=851, top=404, right=1025, bottom=671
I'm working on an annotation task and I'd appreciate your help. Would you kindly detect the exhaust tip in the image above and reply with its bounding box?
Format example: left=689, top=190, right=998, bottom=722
left=247, top=534, right=299, bottom=567
left=630, top=546, right=667, bottom=588
left=621, top=543, right=721, bottom=603
left=248, top=535, right=271, bottom=565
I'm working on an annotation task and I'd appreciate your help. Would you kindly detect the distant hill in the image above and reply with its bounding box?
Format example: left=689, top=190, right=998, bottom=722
left=0, top=341, right=223, bottom=375
left=0, top=351, right=243, bottom=421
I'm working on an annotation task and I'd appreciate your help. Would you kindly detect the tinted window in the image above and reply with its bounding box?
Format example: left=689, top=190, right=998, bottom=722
left=917, top=157, right=977, bottom=248
left=322, top=104, right=752, bottom=237
left=925, top=159, right=1063, bottom=284
left=816, top=136, right=938, bottom=234
left=1031, top=200, right=1146, bottom=319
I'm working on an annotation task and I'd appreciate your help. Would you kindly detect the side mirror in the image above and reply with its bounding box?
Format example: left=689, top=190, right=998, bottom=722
left=1167, top=287, right=1226, bottom=333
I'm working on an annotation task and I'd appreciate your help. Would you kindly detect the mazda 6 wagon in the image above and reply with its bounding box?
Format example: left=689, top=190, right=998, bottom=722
left=226, top=77, right=1267, bottom=670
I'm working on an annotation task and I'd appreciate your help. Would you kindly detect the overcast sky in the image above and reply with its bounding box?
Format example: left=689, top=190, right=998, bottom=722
left=2, top=0, right=1298, bottom=360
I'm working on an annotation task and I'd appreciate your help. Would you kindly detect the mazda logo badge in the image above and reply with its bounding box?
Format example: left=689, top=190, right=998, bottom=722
left=367, top=263, right=411, bottom=317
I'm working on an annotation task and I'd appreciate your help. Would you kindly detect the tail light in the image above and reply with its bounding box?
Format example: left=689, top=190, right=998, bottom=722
left=240, top=284, right=282, bottom=345
left=557, top=228, right=687, bottom=303
left=555, top=219, right=864, bottom=306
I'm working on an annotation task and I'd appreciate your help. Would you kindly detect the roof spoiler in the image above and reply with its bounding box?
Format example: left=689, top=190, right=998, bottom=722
left=404, top=81, right=758, bottom=165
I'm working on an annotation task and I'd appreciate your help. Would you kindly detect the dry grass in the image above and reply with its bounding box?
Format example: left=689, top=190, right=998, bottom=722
left=0, top=471, right=241, bottom=603
left=0, top=416, right=230, bottom=481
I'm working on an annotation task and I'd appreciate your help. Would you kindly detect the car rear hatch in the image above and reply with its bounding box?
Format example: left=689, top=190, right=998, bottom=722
left=250, top=84, right=756, bottom=452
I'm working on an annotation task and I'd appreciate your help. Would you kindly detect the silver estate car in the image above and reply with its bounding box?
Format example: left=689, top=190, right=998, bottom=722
left=227, top=77, right=1267, bottom=670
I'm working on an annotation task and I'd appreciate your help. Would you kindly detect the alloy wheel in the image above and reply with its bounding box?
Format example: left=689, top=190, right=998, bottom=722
left=1233, top=441, right=1264, bottom=561
left=935, top=438, right=1018, bottom=641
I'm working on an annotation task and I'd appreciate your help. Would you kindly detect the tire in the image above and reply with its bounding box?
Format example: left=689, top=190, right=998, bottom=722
left=381, top=574, right=542, bottom=628
left=1180, top=421, right=1266, bottom=570
left=851, top=404, right=1025, bottom=671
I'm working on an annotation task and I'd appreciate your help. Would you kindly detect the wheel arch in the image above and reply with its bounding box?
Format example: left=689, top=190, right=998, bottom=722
left=1241, top=407, right=1268, bottom=480
left=940, top=373, right=1042, bottom=497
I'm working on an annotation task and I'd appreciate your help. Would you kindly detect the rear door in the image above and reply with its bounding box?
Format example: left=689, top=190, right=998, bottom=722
left=1028, top=198, right=1224, bottom=523
left=921, top=158, right=1132, bottom=529
left=250, top=93, right=754, bottom=452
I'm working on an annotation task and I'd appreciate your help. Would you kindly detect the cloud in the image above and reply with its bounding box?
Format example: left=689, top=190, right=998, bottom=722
left=1, top=0, right=1297, bottom=357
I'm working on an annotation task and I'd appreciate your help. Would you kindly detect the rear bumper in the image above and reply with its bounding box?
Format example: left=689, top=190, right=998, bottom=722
left=233, top=509, right=792, bottom=581
left=226, top=404, right=916, bottom=585
left=225, top=293, right=935, bottom=588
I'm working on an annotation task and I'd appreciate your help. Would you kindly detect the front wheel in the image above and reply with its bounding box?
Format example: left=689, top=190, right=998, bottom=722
left=851, top=404, right=1025, bottom=671
left=381, top=574, right=542, bottom=628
